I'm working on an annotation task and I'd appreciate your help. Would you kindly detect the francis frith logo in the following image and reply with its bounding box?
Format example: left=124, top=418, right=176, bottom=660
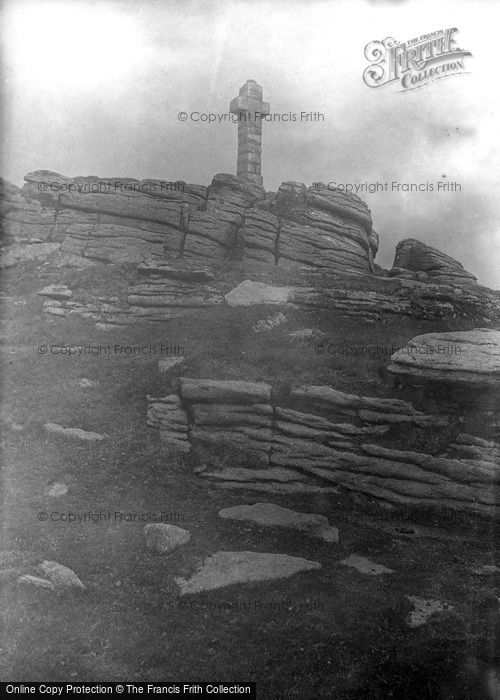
left=363, top=28, right=472, bottom=91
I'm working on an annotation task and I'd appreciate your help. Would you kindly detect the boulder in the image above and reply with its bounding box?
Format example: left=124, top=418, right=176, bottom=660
left=388, top=329, right=500, bottom=385
left=390, top=239, right=477, bottom=286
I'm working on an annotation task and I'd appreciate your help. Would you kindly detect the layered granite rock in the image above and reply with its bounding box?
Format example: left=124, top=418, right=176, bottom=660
left=3, top=172, right=499, bottom=327
left=2, top=171, right=376, bottom=276
left=273, top=181, right=376, bottom=274
left=147, top=378, right=498, bottom=517
left=388, top=329, right=500, bottom=386
left=390, top=238, right=477, bottom=286
left=180, top=378, right=273, bottom=464
left=127, top=262, right=224, bottom=322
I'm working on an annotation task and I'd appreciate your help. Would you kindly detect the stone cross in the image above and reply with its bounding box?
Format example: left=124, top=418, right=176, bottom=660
left=230, top=80, right=270, bottom=186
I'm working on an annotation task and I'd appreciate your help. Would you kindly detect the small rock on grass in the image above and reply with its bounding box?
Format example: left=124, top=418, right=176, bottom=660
left=47, top=482, right=68, bottom=497
left=38, top=560, right=86, bottom=590
left=144, top=524, right=190, bottom=554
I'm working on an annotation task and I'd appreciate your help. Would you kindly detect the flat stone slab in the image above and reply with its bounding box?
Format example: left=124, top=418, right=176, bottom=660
left=175, top=551, right=321, bottom=595
left=225, top=280, right=293, bottom=306
left=388, top=329, right=500, bottom=385
left=339, top=554, right=394, bottom=576
left=406, top=596, right=453, bottom=627
left=44, top=423, right=106, bottom=441
left=219, top=503, right=339, bottom=543
left=144, top=524, right=190, bottom=554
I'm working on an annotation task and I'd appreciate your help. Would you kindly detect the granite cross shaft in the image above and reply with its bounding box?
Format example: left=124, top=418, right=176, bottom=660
left=230, top=80, right=270, bottom=186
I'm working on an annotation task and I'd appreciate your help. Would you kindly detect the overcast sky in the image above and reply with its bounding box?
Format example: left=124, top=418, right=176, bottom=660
left=2, top=0, right=499, bottom=287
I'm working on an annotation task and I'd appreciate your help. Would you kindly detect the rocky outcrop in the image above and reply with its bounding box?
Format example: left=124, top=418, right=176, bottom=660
left=3, top=172, right=499, bottom=327
left=147, top=378, right=498, bottom=517
left=1, top=171, right=376, bottom=276
left=390, top=238, right=477, bottom=286
left=36, top=270, right=500, bottom=327
left=388, top=329, right=500, bottom=386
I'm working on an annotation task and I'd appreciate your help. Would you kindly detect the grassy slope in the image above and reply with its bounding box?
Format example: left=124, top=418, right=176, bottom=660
left=0, top=261, right=498, bottom=698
